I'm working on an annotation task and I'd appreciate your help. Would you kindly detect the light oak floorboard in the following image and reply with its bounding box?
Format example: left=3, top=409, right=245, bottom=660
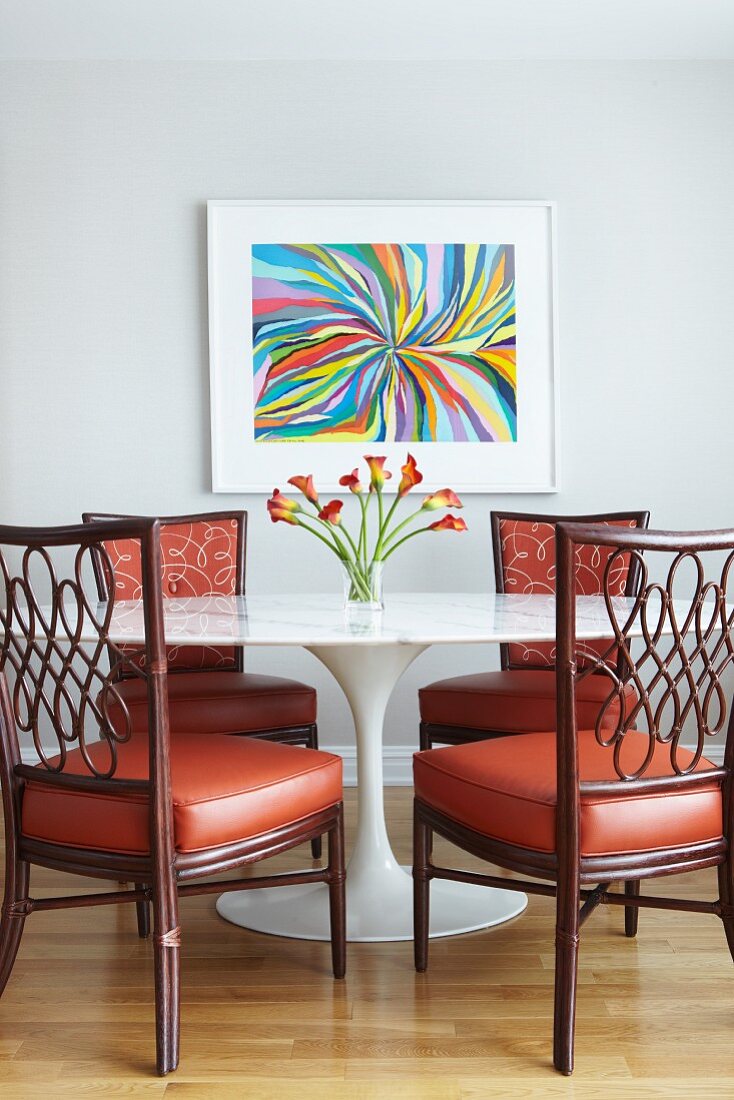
left=0, top=786, right=733, bottom=1096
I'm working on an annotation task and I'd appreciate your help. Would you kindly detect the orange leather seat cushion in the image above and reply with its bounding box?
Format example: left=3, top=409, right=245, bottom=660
left=413, top=730, right=722, bottom=857
left=419, top=669, right=635, bottom=733
left=109, top=671, right=317, bottom=736
left=22, top=735, right=341, bottom=855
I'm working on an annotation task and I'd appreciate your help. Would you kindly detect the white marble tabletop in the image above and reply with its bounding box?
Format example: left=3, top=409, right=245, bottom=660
left=95, top=591, right=636, bottom=648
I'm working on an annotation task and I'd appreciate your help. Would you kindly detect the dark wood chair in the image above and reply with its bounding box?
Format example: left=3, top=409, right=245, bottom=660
left=0, top=518, right=346, bottom=1076
left=413, top=523, right=734, bottom=1074
left=83, top=511, right=324, bottom=864
left=419, top=509, right=650, bottom=934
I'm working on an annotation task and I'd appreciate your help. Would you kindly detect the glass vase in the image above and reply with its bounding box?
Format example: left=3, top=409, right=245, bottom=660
left=340, top=559, right=384, bottom=613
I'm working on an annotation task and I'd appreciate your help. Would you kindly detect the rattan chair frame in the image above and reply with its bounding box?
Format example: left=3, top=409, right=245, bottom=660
left=414, top=523, right=734, bottom=1075
left=0, top=519, right=345, bottom=1076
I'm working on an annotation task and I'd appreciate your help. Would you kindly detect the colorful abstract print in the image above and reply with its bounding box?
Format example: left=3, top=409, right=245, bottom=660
left=252, top=242, right=516, bottom=443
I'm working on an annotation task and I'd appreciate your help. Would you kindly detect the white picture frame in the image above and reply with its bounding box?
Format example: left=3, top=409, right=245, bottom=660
left=208, top=200, right=559, bottom=493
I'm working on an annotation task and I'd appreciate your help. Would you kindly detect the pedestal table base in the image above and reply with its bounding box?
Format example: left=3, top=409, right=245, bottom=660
left=217, top=640, right=528, bottom=942
left=216, top=865, right=526, bottom=942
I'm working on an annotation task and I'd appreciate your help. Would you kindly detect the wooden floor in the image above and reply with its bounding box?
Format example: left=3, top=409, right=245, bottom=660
left=1, top=788, right=734, bottom=1097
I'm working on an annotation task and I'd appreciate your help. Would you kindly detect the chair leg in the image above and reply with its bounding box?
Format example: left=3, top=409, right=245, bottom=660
left=413, top=806, right=431, bottom=972
left=152, top=881, right=180, bottom=1075
left=135, top=885, right=151, bottom=938
left=327, top=804, right=346, bottom=979
left=717, top=861, right=734, bottom=964
left=624, top=880, right=640, bottom=938
left=419, top=722, right=432, bottom=752
left=308, top=725, right=323, bottom=861
left=553, top=871, right=580, bottom=1075
left=0, top=857, right=30, bottom=997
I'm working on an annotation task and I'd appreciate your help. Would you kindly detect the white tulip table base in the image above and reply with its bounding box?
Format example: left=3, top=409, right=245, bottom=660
left=216, top=642, right=528, bottom=942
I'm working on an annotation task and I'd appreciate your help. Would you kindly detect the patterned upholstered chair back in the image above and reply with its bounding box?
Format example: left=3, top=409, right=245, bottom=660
left=83, top=513, right=246, bottom=676
left=491, top=511, right=650, bottom=671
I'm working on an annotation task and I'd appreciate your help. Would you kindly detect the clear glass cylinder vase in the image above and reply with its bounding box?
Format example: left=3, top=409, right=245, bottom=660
left=340, top=559, right=384, bottom=612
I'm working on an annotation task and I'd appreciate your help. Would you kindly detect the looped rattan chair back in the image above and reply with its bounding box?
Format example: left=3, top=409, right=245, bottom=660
left=0, top=519, right=165, bottom=779
left=556, top=524, right=734, bottom=785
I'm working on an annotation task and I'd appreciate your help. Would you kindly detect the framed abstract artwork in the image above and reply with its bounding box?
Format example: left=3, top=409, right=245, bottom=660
left=208, top=200, right=559, bottom=492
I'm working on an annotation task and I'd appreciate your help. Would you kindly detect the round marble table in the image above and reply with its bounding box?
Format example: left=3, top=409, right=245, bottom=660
left=106, top=591, right=637, bottom=942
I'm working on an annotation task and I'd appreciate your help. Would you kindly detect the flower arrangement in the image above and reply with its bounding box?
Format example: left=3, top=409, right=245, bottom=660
left=267, top=454, right=467, bottom=607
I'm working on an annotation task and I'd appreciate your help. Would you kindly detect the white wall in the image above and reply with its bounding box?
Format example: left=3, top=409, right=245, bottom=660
left=1, top=60, right=733, bottom=756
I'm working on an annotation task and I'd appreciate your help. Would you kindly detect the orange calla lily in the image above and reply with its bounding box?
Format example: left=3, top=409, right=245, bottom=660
left=422, top=489, right=463, bottom=511
left=397, top=453, right=423, bottom=497
left=267, top=489, right=300, bottom=525
left=428, top=514, right=468, bottom=532
left=287, top=474, right=319, bottom=505
left=339, top=469, right=363, bottom=494
left=364, top=455, right=392, bottom=492
left=318, top=500, right=344, bottom=525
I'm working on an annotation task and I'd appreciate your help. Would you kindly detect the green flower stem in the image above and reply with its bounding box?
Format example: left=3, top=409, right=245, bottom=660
left=295, top=499, right=376, bottom=602
left=287, top=484, right=435, bottom=600
left=339, top=522, right=362, bottom=563
left=296, top=518, right=347, bottom=559
left=357, top=495, right=369, bottom=565
left=379, top=506, right=425, bottom=551
left=324, top=523, right=354, bottom=562
left=374, top=492, right=402, bottom=560
left=376, top=488, right=384, bottom=555
left=299, top=504, right=376, bottom=601
left=303, top=501, right=353, bottom=562
left=341, top=561, right=375, bottom=602
left=381, top=524, right=433, bottom=561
